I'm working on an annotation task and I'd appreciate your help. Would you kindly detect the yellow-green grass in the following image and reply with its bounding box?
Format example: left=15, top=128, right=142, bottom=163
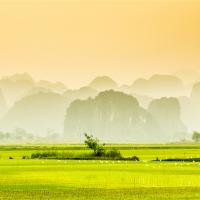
left=0, top=159, right=200, bottom=199
left=1, top=143, right=200, bottom=160
left=1, top=144, right=200, bottom=199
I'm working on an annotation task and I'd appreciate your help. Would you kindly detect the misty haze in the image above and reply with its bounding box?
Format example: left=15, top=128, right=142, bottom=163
left=0, top=72, right=199, bottom=143
left=1, top=1, right=200, bottom=199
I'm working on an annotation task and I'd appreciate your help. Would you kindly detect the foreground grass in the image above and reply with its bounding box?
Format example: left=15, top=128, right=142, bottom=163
left=1, top=144, right=200, bottom=199
left=0, top=187, right=200, bottom=200
left=0, top=159, right=200, bottom=199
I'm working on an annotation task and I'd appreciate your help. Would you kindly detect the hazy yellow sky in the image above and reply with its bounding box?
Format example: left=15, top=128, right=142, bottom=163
left=0, top=0, right=200, bottom=88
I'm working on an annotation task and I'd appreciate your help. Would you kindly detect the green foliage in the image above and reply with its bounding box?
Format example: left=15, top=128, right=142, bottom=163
left=192, top=131, right=200, bottom=142
left=105, top=149, right=122, bottom=159
left=84, top=134, right=99, bottom=151
left=2, top=143, right=200, bottom=161
left=31, top=151, right=58, bottom=159
left=126, top=156, right=140, bottom=161
left=84, top=133, right=105, bottom=156
left=84, top=134, right=125, bottom=159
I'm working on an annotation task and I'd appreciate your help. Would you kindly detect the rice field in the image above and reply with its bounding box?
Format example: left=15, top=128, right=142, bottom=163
left=0, top=144, right=200, bottom=199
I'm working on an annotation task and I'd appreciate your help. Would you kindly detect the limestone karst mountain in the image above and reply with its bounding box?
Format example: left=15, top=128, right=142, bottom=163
left=64, top=90, right=185, bottom=142
left=0, top=73, right=196, bottom=142
left=191, top=81, right=200, bottom=101
left=174, top=70, right=200, bottom=95
left=0, top=89, right=8, bottom=117
left=148, top=97, right=187, bottom=140
left=128, top=75, right=185, bottom=98
left=179, top=81, right=200, bottom=132
left=0, top=73, right=69, bottom=107
left=0, top=92, right=67, bottom=135
left=174, top=70, right=200, bottom=85
left=89, top=76, right=118, bottom=91
left=0, top=73, right=35, bottom=106
left=120, top=84, right=153, bottom=108
left=36, top=80, right=67, bottom=93
left=63, top=86, right=98, bottom=103
left=25, top=87, right=52, bottom=96
left=0, top=86, right=97, bottom=138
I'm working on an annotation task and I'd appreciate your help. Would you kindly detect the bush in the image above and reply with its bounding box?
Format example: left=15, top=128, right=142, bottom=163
left=126, top=156, right=140, bottom=161
left=84, top=133, right=105, bottom=156
left=106, top=149, right=122, bottom=159
left=95, top=146, right=105, bottom=157
left=31, top=151, right=58, bottom=159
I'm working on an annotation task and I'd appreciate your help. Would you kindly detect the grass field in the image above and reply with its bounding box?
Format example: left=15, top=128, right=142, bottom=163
left=0, top=144, right=200, bottom=199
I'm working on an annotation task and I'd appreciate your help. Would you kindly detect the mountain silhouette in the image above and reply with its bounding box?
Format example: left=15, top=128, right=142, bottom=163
left=64, top=90, right=165, bottom=142
left=148, top=97, right=187, bottom=140
left=179, top=81, right=200, bottom=132
left=0, top=73, right=197, bottom=142
left=36, top=80, right=67, bottom=93
left=89, top=76, right=118, bottom=91
left=63, top=86, right=98, bottom=103
left=129, top=74, right=185, bottom=98
left=0, top=73, right=35, bottom=106
left=0, top=92, right=67, bottom=135
left=0, top=89, right=8, bottom=117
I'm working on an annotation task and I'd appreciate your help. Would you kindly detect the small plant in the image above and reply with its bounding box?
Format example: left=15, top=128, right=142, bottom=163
left=126, top=156, right=140, bottom=161
left=84, top=133, right=105, bottom=156
left=31, top=151, right=58, bottom=159
left=106, top=149, right=122, bottom=159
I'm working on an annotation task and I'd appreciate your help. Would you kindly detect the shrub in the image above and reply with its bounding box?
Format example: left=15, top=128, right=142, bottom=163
left=31, top=151, right=58, bottom=159
left=95, top=146, right=105, bottom=157
left=84, top=133, right=105, bottom=156
left=106, top=149, right=122, bottom=159
left=126, top=156, right=140, bottom=161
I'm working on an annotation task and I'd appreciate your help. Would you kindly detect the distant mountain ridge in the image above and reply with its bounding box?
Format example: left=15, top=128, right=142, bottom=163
left=0, top=73, right=68, bottom=106
left=0, top=72, right=198, bottom=141
left=0, top=92, right=67, bottom=135
left=89, top=76, right=118, bottom=91
left=64, top=90, right=186, bottom=142
left=123, top=74, right=185, bottom=98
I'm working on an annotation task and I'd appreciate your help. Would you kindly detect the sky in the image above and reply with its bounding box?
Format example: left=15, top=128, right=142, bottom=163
left=0, top=0, right=200, bottom=88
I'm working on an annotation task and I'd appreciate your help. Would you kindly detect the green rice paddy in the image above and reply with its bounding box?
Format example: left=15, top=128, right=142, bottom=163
left=0, top=144, right=200, bottom=199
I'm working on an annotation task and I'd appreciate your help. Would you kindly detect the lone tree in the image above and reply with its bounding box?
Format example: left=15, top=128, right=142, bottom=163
left=192, top=131, right=200, bottom=142
left=84, top=133, right=105, bottom=156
